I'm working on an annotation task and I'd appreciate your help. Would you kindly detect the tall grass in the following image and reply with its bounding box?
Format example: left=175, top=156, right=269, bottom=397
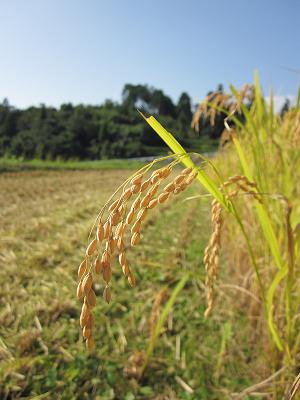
left=143, top=74, right=300, bottom=396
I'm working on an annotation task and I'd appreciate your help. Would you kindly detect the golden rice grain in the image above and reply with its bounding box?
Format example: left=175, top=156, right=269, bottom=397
left=103, top=285, right=112, bottom=303
left=132, top=196, right=141, bottom=210
left=131, top=183, right=141, bottom=194
left=108, top=237, right=116, bottom=254
left=80, top=303, right=90, bottom=328
left=185, top=171, right=198, bottom=185
left=82, top=326, right=91, bottom=339
left=174, top=174, right=185, bottom=185
left=96, top=223, right=104, bottom=242
left=78, top=259, right=87, bottom=278
left=148, top=198, right=158, bottom=209
left=115, top=222, right=125, bottom=238
left=150, top=172, right=160, bottom=184
left=108, top=198, right=121, bottom=212
left=137, top=208, right=148, bottom=221
left=86, top=313, right=94, bottom=329
left=118, top=204, right=125, bottom=215
left=122, top=261, right=130, bottom=277
left=131, top=232, right=140, bottom=246
left=110, top=211, right=121, bottom=226
left=182, top=167, right=193, bottom=175
left=82, top=273, right=93, bottom=295
left=102, top=264, right=112, bottom=284
left=164, top=182, right=175, bottom=193
left=117, top=237, right=125, bottom=252
left=160, top=166, right=172, bottom=178
left=148, top=183, right=159, bottom=197
left=237, top=183, right=262, bottom=203
left=101, top=250, right=110, bottom=265
left=94, top=257, right=102, bottom=274
left=126, top=209, right=135, bottom=225
left=158, top=192, right=169, bottom=204
left=222, top=175, right=261, bottom=203
left=119, top=252, right=127, bottom=265
left=128, top=271, right=136, bottom=287
left=76, top=280, right=84, bottom=299
left=131, top=220, right=141, bottom=234
left=86, top=289, right=97, bottom=308
left=203, top=250, right=209, bottom=264
left=131, top=173, right=144, bottom=185
left=86, top=238, right=97, bottom=256
left=225, top=175, right=243, bottom=185
left=140, top=179, right=151, bottom=192
left=86, top=336, right=94, bottom=351
left=103, top=220, right=112, bottom=239
left=140, top=193, right=151, bottom=208
left=120, top=187, right=133, bottom=201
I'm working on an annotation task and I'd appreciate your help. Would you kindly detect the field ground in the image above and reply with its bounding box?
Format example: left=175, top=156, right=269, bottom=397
left=0, top=167, right=260, bottom=399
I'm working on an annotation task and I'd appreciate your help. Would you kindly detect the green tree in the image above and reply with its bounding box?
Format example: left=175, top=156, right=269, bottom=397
left=177, top=92, right=192, bottom=134
left=280, top=98, right=290, bottom=117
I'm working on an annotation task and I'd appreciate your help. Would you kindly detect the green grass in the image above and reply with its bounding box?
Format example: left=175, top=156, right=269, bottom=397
left=0, top=157, right=145, bottom=172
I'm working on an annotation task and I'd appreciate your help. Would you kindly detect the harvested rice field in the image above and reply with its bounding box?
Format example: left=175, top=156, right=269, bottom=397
left=0, top=167, right=278, bottom=399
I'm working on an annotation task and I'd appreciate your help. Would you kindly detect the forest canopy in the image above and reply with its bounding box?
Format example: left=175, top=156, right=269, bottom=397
left=0, top=84, right=234, bottom=160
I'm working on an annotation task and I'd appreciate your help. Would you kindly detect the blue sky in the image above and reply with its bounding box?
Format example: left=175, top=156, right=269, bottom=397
left=0, top=0, right=299, bottom=109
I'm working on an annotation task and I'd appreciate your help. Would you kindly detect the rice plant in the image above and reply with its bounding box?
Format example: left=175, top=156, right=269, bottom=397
left=77, top=73, right=300, bottom=397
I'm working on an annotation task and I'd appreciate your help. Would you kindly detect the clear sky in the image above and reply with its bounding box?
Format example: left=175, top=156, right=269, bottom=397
left=0, top=0, right=299, bottom=109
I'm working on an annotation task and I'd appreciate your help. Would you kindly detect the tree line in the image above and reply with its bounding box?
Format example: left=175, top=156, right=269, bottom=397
left=0, top=84, right=231, bottom=160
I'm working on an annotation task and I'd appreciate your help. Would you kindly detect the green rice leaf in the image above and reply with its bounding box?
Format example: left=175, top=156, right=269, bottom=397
left=232, top=135, right=284, bottom=270
left=254, top=71, right=265, bottom=123
left=140, top=112, right=226, bottom=207
left=256, top=203, right=285, bottom=270
left=266, top=267, right=288, bottom=351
